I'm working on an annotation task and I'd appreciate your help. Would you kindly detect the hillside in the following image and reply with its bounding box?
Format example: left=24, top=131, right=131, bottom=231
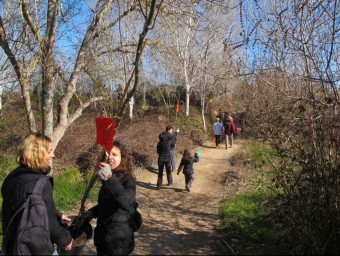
left=0, top=101, right=201, bottom=173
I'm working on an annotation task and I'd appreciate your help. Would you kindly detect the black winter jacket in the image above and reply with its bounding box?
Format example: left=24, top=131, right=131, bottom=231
left=157, top=132, right=171, bottom=163
left=177, top=155, right=199, bottom=175
left=90, top=174, right=136, bottom=255
left=1, top=165, right=72, bottom=249
left=169, top=132, right=178, bottom=150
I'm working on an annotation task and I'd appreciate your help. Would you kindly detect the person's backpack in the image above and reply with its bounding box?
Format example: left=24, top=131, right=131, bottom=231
left=224, top=121, right=231, bottom=131
left=1, top=176, right=54, bottom=255
left=130, top=201, right=142, bottom=232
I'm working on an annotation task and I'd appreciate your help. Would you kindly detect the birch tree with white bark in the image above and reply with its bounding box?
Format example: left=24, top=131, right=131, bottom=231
left=155, top=1, right=200, bottom=116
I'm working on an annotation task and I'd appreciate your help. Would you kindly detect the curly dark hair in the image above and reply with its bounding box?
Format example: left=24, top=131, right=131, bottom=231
left=111, top=140, right=135, bottom=180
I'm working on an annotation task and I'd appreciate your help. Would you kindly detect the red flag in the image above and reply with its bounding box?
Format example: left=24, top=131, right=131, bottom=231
left=176, top=104, right=180, bottom=113
left=96, top=117, right=115, bottom=154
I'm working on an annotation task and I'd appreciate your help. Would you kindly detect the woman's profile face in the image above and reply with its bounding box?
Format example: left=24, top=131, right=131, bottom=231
left=108, top=146, right=122, bottom=170
left=43, top=143, right=55, bottom=166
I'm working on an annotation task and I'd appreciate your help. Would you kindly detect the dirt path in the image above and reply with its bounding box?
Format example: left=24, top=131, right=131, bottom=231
left=80, top=139, right=241, bottom=255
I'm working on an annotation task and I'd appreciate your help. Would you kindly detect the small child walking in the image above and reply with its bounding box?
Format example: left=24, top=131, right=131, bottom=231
left=177, top=149, right=200, bottom=192
left=213, top=117, right=224, bottom=148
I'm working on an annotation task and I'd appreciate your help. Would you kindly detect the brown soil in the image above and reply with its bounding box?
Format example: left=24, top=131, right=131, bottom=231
left=71, top=139, right=246, bottom=255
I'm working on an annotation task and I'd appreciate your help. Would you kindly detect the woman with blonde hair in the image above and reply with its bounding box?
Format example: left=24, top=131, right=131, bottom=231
left=1, top=132, right=73, bottom=255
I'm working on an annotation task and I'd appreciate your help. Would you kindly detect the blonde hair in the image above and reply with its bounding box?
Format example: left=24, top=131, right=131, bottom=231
left=17, top=133, right=52, bottom=173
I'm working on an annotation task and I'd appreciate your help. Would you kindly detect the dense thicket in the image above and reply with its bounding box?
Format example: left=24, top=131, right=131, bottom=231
left=231, top=0, right=340, bottom=254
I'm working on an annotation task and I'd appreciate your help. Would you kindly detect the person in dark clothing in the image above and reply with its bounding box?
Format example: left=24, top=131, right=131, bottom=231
left=1, top=133, right=73, bottom=255
left=177, top=149, right=200, bottom=192
left=166, top=125, right=180, bottom=172
left=84, top=140, right=136, bottom=256
left=157, top=131, right=173, bottom=189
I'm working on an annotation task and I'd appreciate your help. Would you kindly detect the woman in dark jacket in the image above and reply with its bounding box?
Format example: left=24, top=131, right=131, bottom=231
left=1, top=133, right=73, bottom=254
left=85, top=140, right=136, bottom=256
left=177, top=149, right=200, bottom=192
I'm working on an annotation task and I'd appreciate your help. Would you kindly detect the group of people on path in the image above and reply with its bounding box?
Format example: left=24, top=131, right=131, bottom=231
left=2, top=133, right=137, bottom=255
left=156, top=125, right=200, bottom=193
left=213, top=112, right=237, bottom=149
left=2, top=115, right=229, bottom=256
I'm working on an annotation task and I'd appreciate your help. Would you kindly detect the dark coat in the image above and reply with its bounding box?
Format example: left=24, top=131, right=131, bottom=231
left=169, top=132, right=178, bottom=150
left=90, top=174, right=136, bottom=255
left=177, top=155, right=199, bottom=175
left=157, top=131, right=171, bottom=163
left=1, top=165, right=72, bottom=249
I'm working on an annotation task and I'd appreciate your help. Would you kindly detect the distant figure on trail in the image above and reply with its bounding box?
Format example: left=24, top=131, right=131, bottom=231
left=221, top=112, right=229, bottom=143
left=1, top=133, right=73, bottom=255
left=222, top=112, right=229, bottom=125
left=156, top=128, right=174, bottom=189
left=238, top=110, right=246, bottom=133
left=177, top=149, right=200, bottom=192
left=224, top=115, right=237, bottom=149
left=84, top=140, right=137, bottom=255
left=218, top=108, right=223, bottom=122
left=213, top=117, right=224, bottom=148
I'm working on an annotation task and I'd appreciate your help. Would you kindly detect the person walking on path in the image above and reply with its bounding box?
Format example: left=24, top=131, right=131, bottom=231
left=224, top=115, right=237, bottom=149
left=1, top=133, right=73, bottom=255
left=177, top=149, right=199, bottom=192
left=221, top=112, right=229, bottom=143
left=156, top=130, right=173, bottom=189
left=84, top=140, right=137, bottom=256
left=213, top=117, right=224, bottom=148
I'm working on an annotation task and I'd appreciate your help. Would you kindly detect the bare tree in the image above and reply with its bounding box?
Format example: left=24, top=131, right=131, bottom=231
left=0, top=55, right=17, bottom=116
left=0, top=0, right=163, bottom=148
left=154, top=0, right=201, bottom=116
left=230, top=0, right=340, bottom=254
left=192, top=2, right=238, bottom=131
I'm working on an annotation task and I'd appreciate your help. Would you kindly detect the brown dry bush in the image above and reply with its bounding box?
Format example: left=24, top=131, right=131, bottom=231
left=238, top=71, right=340, bottom=255
left=53, top=109, right=202, bottom=174
left=0, top=99, right=204, bottom=175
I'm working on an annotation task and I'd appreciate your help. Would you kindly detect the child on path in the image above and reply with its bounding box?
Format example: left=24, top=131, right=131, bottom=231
left=213, top=117, right=224, bottom=148
left=177, top=149, right=199, bottom=192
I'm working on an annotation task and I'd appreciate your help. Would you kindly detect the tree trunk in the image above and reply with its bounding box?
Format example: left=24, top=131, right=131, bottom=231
left=0, top=17, right=37, bottom=132
left=129, top=96, right=134, bottom=119
left=185, top=89, right=190, bottom=116
left=0, top=85, right=2, bottom=115
left=201, top=97, right=206, bottom=131
left=41, top=0, right=58, bottom=138
left=41, top=58, right=55, bottom=138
